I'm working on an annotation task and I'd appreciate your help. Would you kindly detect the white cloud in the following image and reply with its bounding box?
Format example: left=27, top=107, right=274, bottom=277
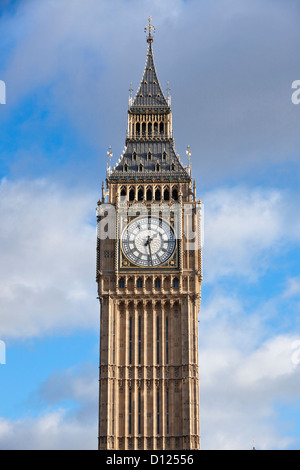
left=202, top=185, right=300, bottom=282
left=0, top=178, right=97, bottom=339
left=0, top=409, right=97, bottom=450
left=0, top=361, right=98, bottom=450
left=282, top=277, right=300, bottom=298
left=199, top=290, right=300, bottom=449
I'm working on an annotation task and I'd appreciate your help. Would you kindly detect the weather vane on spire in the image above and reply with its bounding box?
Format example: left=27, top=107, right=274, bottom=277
left=144, top=16, right=156, bottom=42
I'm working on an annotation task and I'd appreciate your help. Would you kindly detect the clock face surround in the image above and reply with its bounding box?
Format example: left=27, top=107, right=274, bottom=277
left=121, top=216, right=176, bottom=267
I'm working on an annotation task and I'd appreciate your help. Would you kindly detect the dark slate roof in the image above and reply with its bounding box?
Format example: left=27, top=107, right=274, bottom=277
left=130, top=40, right=169, bottom=110
left=109, top=140, right=190, bottom=181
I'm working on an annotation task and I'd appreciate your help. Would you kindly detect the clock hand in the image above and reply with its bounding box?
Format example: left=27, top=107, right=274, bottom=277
left=148, top=240, right=153, bottom=265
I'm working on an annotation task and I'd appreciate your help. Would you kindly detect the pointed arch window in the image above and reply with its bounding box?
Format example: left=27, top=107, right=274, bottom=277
left=172, top=188, right=178, bottom=200
left=124, top=163, right=128, bottom=172
left=129, top=188, right=135, bottom=201
left=138, top=188, right=144, bottom=201
left=155, top=188, right=161, bottom=201
left=146, top=188, right=152, bottom=201
left=139, top=163, right=143, bottom=172
left=156, top=163, right=160, bottom=172
left=163, top=188, right=170, bottom=201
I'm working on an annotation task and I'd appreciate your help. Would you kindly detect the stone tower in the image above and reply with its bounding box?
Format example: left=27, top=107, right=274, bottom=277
left=97, top=18, right=202, bottom=451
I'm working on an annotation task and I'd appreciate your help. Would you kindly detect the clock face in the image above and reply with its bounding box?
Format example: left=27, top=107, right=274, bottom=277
left=121, top=216, right=176, bottom=267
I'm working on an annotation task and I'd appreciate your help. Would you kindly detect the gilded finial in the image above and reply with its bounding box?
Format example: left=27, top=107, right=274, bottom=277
left=186, top=145, right=192, bottom=174
left=128, top=82, right=133, bottom=106
left=144, top=16, right=156, bottom=42
left=106, top=146, right=113, bottom=176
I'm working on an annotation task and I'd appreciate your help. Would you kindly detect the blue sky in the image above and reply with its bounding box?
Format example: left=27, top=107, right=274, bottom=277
left=1, top=0, right=300, bottom=449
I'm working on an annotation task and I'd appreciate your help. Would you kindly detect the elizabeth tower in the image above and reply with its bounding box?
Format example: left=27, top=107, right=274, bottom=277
left=97, top=18, right=202, bottom=451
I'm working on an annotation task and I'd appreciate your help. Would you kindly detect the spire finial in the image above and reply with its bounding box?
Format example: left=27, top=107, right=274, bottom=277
left=106, top=146, right=113, bottom=176
left=186, top=145, right=192, bottom=175
left=167, top=81, right=171, bottom=106
left=129, top=82, right=133, bottom=106
left=144, top=16, right=156, bottom=43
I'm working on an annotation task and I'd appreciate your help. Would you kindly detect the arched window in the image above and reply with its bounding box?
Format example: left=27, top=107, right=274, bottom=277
left=124, top=163, right=128, bottom=172
left=120, top=187, right=126, bottom=197
left=132, top=151, right=137, bottom=160
left=137, top=278, right=143, bottom=288
left=164, top=188, right=170, bottom=201
left=139, top=163, right=143, bottom=172
left=172, top=188, right=178, bottom=200
left=155, top=188, right=161, bottom=201
left=146, top=188, right=152, bottom=201
left=129, top=188, right=135, bottom=201
left=156, top=163, right=160, bottom=172
left=155, top=278, right=161, bottom=288
left=148, top=151, right=152, bottom=160
left=162, top=151, right=167, bottom=161
left=173, top=278, right=179, bottom=289
left=138, top=188, right=144, bottom=201
left=136, top=123, right=140, bottom=137
left=160, top=122, right=164, bottom=136
left=118, top=278, right=125, bottom=288
left=171, top=163, right=175, bottom=171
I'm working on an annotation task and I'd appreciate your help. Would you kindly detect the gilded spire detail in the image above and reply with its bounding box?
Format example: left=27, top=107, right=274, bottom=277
left=144, top=16, right=156, bottom=42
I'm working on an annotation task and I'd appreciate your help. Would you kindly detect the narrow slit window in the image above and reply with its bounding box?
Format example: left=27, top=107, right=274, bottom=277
left=129, top=317, right=132, bottom=364
left=138, top=389, right=141, bottom=434
left=129, top=389, right=132, bottom=434
left=138, top=316, right=142, bottom=364
left=166, top=316, right=169, bottom=364
left=157, top=390, right=160, bottom=435
left=166, top=389, right=169, bottom=434
left=156, top=315, right=159, bottom=364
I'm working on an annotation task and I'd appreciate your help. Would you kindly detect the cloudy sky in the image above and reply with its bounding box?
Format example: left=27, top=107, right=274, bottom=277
left=0, top=0, right=300, bottom=450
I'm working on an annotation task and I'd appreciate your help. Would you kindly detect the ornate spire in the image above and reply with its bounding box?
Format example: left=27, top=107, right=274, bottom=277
left=131, top=18, right=169, bottom=110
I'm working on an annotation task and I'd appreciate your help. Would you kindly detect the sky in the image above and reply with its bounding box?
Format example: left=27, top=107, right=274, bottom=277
left=0, top=0, right=300, bottom=450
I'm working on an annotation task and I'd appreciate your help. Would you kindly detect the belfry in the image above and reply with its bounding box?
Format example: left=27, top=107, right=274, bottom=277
left=97, top=18, right=202, bottom=451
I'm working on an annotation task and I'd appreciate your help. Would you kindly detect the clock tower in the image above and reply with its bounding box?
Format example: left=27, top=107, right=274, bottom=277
left=97, top=18, right=202, bottom=451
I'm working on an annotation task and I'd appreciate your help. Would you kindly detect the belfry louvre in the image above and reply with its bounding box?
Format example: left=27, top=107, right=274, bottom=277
left=96, top=18, right=202, bottom=451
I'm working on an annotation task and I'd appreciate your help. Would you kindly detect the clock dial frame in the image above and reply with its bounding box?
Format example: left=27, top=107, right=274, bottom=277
left=120, top=216, right=177, bottom=268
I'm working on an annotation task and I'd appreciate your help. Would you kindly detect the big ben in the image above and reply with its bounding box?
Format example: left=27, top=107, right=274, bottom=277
left=96, top=18, right=202, bottom=451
